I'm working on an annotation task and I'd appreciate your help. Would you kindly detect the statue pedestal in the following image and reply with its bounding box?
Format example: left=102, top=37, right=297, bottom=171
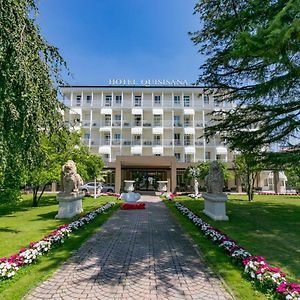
left=55, top=192, right=84, bottom=219
left=203, top=192, right=229, bottom=221
left=157, top=181, right=168, bottom=192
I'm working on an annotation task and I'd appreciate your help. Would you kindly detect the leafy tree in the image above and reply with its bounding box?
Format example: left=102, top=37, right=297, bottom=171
left=184, top=161, right=231, bottom=190
left=234, top=151, right=264, bottom=201
left=0, top=0, right=66, bottom=203
left=285, top=166, right=300, bottom=192
left=190, top=0, right=300, bottom=150
left=25, top=132, right=104, bottom=207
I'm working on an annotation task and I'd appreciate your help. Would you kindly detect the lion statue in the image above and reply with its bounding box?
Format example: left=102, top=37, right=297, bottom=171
left=61, top=160, right=83, bottom=194
left=205, top=161, right=224, bottom=194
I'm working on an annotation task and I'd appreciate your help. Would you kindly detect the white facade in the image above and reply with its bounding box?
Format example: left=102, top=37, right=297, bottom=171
left=61, top=85, right=234, bottom=165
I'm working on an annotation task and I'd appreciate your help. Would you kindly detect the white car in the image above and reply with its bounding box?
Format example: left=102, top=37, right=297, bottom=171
left=80, top=182, right=102, bottom=195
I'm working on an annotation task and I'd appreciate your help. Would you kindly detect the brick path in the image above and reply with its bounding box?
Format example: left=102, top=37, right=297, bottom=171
left=27, top=196, right=232, bottom=300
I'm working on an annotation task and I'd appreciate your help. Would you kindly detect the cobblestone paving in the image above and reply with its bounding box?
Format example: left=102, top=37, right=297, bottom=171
left=27, top=196, right=233, bottom=300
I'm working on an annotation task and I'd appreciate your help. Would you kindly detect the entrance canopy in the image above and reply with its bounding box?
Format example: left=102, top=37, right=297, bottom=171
left=115, top=156, right=177, bottom=193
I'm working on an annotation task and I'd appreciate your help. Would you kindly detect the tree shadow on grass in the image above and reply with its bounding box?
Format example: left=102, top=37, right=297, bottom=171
left=0, top=195, right=57, bottom=217
left=0, top=227, right=21, bottom=233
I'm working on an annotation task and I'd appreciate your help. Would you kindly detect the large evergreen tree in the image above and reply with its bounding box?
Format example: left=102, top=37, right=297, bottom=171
left=0, top=0, right=66, bottom=201
left=191, top=0, right=300, bottom=150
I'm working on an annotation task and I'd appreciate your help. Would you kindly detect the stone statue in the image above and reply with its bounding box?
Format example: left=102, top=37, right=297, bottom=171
left=61, top=160, right=83, bottom=194
left=205, top=161, right=224, bottom=194
left=56, top=160, right=84, bottom=219
left=203, top=161, right=228, bottom=221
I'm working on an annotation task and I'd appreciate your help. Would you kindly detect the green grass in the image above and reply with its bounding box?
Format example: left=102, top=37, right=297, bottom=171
left=0, top=193, right=121, bottom=299
left=165, top=194, right=300, bottom=299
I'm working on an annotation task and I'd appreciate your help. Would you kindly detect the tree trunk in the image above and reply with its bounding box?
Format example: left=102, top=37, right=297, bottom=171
left=32, top=186, right=39, bottom=207
left=37, top=184, right=47, bottom=205
left=246, top=168, right=253, bottom=201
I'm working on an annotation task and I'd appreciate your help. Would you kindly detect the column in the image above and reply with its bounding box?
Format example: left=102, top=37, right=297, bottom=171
left=273, top=171, right=280, bottom=194
left=115, top=160, right=122, bottom=194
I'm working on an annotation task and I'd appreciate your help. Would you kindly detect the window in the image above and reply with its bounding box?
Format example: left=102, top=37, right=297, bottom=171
left=113, top=115, right=121, bottom=127
left=184, top=135, right=191, bottom=146
left=185, top=154, right=192, bottom=163
left=104, top=115, right=111, bottom=126
left=174, top=95, right=180, bottom=105
left=175, top=153, right=181, bottom=161
left=105, top=95, right=112, bottom=106
left=174, top=133, right=181, bottom=145
left=104, top=134, right=110, bottom=145
left=183, top=95, right=190, bottom=107
left=264, top=178, right=268, bottom=186
left=214, top=96, right=220, bottom=107
left=174, top=115, right=181, bottom=127
left=84, top=133, right=90, bottom=140
left=133, top=135, right=141, bottom=145
left=134, top=115, right=142, bottom=126
left=184, top=116, right=191, bottom=127
left=103, top=154, right=110, bottom=160
left=113, top=133, right=121, bottom=145
left=153, top=115, right=161, bottom=127
left=134, top=95, right=141, bottom=106
left=216, top=154, right=221, bottom=161
left=76, top=95, right=81, bottom=106
left=205, top=151, right=211, bottom=160
left=153, top=135, right=161, bottom=146
left=204, top=95, right=209, bottom=105
left=115, top=95, right=122, bottom=104
left=86, top=95, right=92, bottom=104
left=154, top=95, right=161, bottom=105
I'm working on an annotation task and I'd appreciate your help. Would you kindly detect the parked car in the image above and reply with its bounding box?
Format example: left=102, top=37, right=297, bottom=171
left=80, top=182, right=102, bottom=195
left=101, top=183, right=115, bottom=193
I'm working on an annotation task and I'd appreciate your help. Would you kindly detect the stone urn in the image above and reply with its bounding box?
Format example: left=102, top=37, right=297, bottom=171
left=56, top=160, right=84, bottom=219
left=124, top=180, right=135, bottom=192
left=121, top=180, right=141, bottom=202
left=157, top=181, right=168, bottom=192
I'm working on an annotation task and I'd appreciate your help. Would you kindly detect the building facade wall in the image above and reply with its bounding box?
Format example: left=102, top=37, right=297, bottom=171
left=61, top=85, right=235, bottom=192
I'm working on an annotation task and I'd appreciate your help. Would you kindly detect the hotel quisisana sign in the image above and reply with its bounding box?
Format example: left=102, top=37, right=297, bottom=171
left=108, top=79, right=188, bottom=86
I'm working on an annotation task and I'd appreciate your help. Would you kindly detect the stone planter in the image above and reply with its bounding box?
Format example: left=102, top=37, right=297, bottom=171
left=157, top=181, right=168, bottom=192
left=55, top=192, right=84, bottom=219
left=202, top=192, right=229, bottom=221
left=124, top=180, right=135, bottom=192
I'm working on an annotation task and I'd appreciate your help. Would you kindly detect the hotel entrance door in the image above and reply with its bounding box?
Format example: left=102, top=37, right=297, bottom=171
left=127, top=170, right=167, bottom=191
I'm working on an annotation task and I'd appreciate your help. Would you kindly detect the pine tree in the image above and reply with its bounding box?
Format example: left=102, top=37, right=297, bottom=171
left=191, top=0, right=300, bottom=151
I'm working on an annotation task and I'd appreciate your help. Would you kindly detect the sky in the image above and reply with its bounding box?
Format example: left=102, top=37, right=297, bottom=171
left=38, top=0, right=202, bottom=86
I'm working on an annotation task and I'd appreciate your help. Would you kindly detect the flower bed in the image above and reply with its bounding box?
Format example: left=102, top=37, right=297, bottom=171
left=175, top=202, right=300, bottom=300
left=0, top=202, right=115, bottom=280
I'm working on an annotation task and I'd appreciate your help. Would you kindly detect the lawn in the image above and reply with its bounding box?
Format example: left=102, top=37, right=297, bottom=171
left=0, top=193, right=121, bottom=299
left=165, top=194, right=300, bottom=299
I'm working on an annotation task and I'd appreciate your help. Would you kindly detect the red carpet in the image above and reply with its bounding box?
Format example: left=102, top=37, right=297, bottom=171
left=121, top=202, right=145, bottom=210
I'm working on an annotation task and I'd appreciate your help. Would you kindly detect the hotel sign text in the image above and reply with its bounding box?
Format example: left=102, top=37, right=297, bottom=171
left=108, top=79, right=188, bottom=86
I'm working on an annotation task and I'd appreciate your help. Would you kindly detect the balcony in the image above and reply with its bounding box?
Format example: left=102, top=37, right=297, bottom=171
left=174, top=123, right=183, bottom=128
left=112, top=121, right=121, bottom=127
left=132, top=140, right=142, bottom=146
left=111, top=140, right=121, bottom=146
left=101, top=140, right=111, bottom=146
left=143, top=140, right=152, bottom=146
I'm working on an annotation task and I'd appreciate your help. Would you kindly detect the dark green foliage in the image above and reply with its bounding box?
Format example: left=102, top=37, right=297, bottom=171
left=191, top=0, right=300, bottom=150
left=0, top=0, right=67, bottom=202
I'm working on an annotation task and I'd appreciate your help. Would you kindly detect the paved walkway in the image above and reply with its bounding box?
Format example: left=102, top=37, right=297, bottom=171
left=27, top=196, right=232, bottom=300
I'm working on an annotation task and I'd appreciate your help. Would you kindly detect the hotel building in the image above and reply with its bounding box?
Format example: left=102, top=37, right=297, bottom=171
left=62, top=83, right=277, bottom=194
